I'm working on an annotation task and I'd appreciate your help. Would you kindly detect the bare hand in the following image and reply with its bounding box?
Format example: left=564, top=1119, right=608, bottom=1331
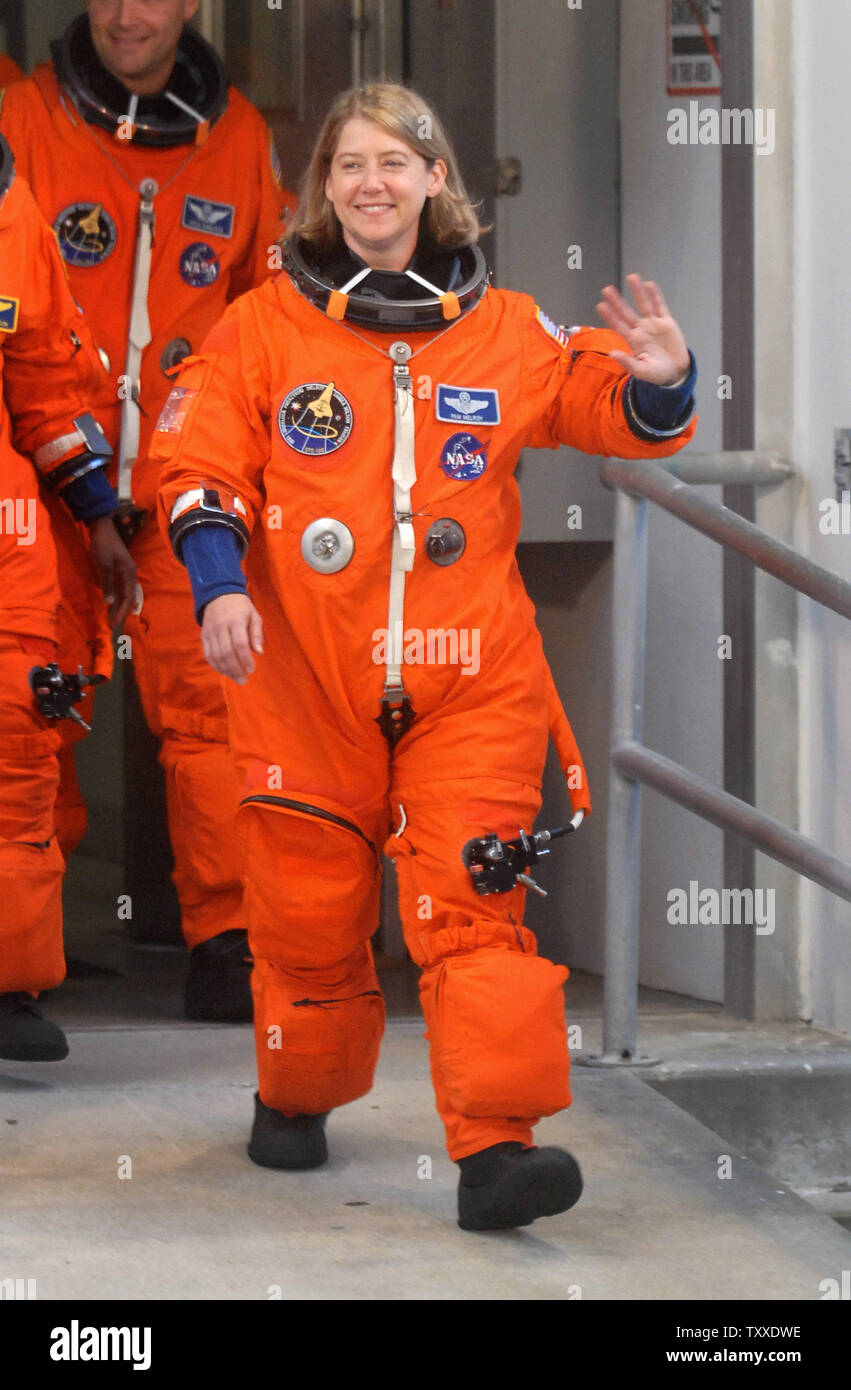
left=88, top=516, right=137, bottom=629
left=596, top=273, right=691, bottom=386
left=201, top=592, right=264, bottom=685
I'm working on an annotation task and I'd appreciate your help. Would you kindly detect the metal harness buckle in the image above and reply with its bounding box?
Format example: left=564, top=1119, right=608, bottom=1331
left=376, top=685, right=417, bottom=747
left=113, top=500, right=148, bottom=546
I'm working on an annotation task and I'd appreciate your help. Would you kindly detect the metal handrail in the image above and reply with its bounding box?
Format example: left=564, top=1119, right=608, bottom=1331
left=602, top=457, right=851, bottom=620
left=655, top=450, right=793, bottom=487
left=613, top=742, right=851, bottom=902
left=597, top=454, right=851, bottom=1063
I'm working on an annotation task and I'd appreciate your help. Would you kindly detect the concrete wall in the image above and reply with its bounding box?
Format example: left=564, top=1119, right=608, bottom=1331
left=727, top=0, right=851, bottom=1033
left=495, top=0, right=726, bottom=1001
left=750, top=0, right=801, bottom=1022
left=16, top=0, right=79, bottom=68
left=779, top=0, right=851, bottom=1033
left=495, top=0, right=619, bottom=544
left=491, top=0, right=620, bottom=972
left=617, top=0, right=724, bottom=1000
left=409, top=0, right=495, bottom=244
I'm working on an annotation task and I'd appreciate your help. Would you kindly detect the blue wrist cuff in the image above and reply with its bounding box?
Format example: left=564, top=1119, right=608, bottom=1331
left=62, top=467, right=118, bottom=522
left=629, top=350, right=697, bottom=435
left=181, top=524, right=247, bottom=623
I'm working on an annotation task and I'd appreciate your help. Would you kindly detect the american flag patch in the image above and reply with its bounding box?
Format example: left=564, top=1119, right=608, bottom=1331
left=535, top=307, right=571, bottom=347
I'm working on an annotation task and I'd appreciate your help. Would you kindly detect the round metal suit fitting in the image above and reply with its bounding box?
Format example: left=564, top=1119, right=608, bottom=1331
left=389, top=340, right=412, bottom=364
left=300, top=517, right=355, bottom=574
left=425, top=517, right=466, bottom=566
left=139, top=177, right=159, bottom=201
left=161, top=337, right=192, bottom=374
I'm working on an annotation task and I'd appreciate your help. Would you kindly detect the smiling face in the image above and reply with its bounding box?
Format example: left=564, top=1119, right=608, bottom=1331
left=86, top=0, right=199, bottom=95
left=324, top=116, right=447, bottom=272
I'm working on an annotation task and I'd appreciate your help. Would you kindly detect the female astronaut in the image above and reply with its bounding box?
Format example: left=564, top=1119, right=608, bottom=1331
left=153, top=84, right=697, bottom=1231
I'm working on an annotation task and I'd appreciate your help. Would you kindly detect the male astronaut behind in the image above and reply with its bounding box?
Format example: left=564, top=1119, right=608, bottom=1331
left=1, top=1, right=297, bottom=1020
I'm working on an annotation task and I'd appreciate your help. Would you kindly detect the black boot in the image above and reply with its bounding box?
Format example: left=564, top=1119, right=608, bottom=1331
left=0, top=992, right=69, bottom=1062
left=247, top=1093, right=329, bottom=1170
left=457, top=1141, right=583, bottom=1231
left=184, top=929, right=253, bottom=1022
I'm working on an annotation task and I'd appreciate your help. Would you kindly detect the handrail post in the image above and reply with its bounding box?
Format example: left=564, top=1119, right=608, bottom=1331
left=592, top=453, right=850, bottom=1061
left=601, top=483, right=648, bottom=1061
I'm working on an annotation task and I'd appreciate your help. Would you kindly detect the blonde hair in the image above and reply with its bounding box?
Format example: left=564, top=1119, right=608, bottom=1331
left=286, top=83, right=485, bottom=252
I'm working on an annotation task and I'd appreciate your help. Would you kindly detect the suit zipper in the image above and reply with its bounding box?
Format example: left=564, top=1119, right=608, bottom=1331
left=292, top=991, right=382, bottom=1009
left=508, top=914, right=526, bottom=951
left=567, top=347, right=619, bottom=378
left=239, top=794, right=375, bottom=851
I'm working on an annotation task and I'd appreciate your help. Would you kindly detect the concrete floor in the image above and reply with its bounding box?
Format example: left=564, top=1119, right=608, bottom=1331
left=1, top=855, right=850, bottom=1300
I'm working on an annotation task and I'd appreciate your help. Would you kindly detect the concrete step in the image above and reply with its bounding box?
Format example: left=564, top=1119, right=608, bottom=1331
left=2, top=1021, right=849, bottom=1300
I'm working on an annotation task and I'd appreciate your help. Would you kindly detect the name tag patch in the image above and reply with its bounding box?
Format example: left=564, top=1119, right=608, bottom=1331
left=436, top=384, right=500, bottom=426
left=181, top=196, right=235, bottom=239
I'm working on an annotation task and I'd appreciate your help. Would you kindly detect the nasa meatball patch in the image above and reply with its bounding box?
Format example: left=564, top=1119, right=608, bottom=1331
left=179, top=242, right=220, bottom=287
left=436, top=384, right=500, bottom=426
left=440, top=432, right=488, bottom=481
left=278, top=382, right=354, bottom=456
left=54, top=202, right=117, bottom=267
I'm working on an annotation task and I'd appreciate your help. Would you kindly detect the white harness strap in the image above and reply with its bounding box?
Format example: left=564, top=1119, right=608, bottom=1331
left=385, top=341, right=416, bottom=691
left=339, top=266, right=372, bottom=295
left=164, top=91, right=207, bottom=124
left=327, top=287, right=475, bottom=743
left=118, top=177, right=157, bottom=506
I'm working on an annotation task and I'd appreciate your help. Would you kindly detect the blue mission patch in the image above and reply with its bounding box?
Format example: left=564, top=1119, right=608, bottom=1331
left=278, top=382, right=354, bottom=455
left=53, top=202, right=117, bottom=267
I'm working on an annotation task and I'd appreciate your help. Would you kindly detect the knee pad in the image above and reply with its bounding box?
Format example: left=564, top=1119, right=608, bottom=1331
left=423, top=946, right=571, bottom=1119
left=254, top=953, right=385, bottom=1113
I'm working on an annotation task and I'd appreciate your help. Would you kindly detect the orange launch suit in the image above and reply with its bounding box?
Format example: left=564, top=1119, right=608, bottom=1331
left=1, top=64, right=294, bottom=945
left=155, top=272, right=697, bottom=1159
left=0, top=57, right=24, bottom=88
left=0, top=167, right=114, bottom=994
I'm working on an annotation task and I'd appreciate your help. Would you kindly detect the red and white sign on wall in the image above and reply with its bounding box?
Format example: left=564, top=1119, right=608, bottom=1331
left=667, top=0, right=721, bottom=96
